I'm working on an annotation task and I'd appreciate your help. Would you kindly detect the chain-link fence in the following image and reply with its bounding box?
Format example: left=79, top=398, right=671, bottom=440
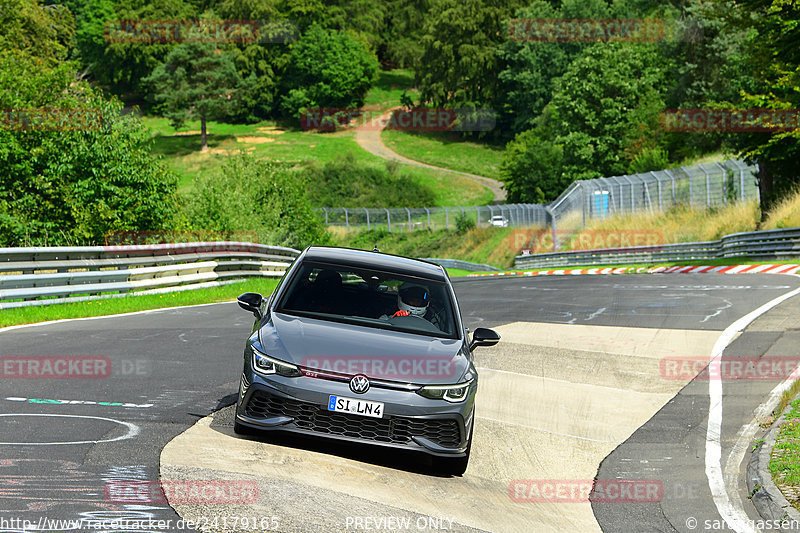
left=549, top=159, right=759, bottom=225
left=319, top=159, right=759, bottom=233
left=319, top=204, right=550, bottom=232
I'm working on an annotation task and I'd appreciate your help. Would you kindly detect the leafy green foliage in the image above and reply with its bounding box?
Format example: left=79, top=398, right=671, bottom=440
left=712, top=0, right=800, bottom=212
left=144, top=42, right=243, bottom=149
left=501, top=127, right=567, bottom=203
left=455, top=212, right=476, bottom=233
left=415, top=0, right=523, bottom=111
left=0, top=0, right=74, bottom=64
left=302, top=154, right=436, bottom=208
left=502, top=42, right=668, bottom=202
left=0, top=98, right=178, bottom=246
left=185, top=154, right=331, bottom=249
left=496, top=0, right=612, bottom=136
left=279, top=25, right=378, bottom=118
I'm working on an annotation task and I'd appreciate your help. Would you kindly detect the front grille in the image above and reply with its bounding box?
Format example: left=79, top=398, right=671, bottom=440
left=245, top=391, right=461, bottom=448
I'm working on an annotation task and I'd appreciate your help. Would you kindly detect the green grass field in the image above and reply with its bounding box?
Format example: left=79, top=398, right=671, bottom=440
left=144, top=116, right=492, bottom=206
left=363, top=69, right=418, bottom=111
left=0, top=279, right=279, bottom=328
left=143, top=68, right=500, bottom=205
left=770, top=397, right=800, bottom=503
left=0, top=268, right=477, bottom=328
left=381, top=129, right=506, bottom=180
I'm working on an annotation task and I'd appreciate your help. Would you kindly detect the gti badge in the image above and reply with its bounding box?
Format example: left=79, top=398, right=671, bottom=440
left=350, top=374, right=370, bottom=394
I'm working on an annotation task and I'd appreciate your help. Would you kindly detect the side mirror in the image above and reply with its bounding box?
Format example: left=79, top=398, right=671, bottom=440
left=238, top=292, right=263, bottom=318
left=470, top=327, right=500, bottom=351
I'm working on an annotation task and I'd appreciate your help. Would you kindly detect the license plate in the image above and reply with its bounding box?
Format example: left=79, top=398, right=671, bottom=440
left=327, top=395, right=384, bottom=418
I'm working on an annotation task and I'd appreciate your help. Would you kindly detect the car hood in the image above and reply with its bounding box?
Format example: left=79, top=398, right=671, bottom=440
left=258, top=312, right=469, bottom=384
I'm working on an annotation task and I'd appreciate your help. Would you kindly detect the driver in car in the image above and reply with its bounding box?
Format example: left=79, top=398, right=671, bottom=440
left=380, top=283, right=445, bottom=331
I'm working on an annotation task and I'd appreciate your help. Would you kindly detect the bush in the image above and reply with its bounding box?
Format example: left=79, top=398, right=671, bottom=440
left=0, top=53, right=178, bottom=246
left=455, top=212, right=476, bottom=234
left=302, top=153, right=435, bottom=208
left=280, top=25, right=378, bottom=118
left=184, top=155, right=331, bottom=249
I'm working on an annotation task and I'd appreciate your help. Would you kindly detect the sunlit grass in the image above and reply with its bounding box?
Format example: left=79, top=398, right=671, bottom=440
left=381, top=129, right=505, bottom=180
left=363, top=69, right=418, bottom=111
left=0, top=279, right=279, bottom=328
left=770, top=398, right=800, bottom=499
left=762, top=186, right=800, bottom=230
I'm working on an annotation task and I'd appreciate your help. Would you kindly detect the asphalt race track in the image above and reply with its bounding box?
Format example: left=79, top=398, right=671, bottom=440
left=2, top=274, right=800, bottom=532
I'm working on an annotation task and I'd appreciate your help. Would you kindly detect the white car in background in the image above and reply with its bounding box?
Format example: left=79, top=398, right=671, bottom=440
left=490, top=215, right=508, bottom=227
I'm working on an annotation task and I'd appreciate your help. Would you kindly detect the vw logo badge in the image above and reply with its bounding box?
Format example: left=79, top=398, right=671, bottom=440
left=350, top=374, right=370, bottom=394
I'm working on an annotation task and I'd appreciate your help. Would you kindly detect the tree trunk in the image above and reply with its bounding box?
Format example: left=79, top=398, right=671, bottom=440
left=200, top=116, right=208, bottom=152
left=757, top=160, right=772, bottom=224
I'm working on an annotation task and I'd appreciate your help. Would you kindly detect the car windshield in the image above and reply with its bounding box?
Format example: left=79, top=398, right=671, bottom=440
left=276, top=261, right=458, bottom=339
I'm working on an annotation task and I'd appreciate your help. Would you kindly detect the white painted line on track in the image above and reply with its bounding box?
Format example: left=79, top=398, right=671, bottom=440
left=0, top=413, right=140, bottom=445
left=705, top=282, right=800, bottom=533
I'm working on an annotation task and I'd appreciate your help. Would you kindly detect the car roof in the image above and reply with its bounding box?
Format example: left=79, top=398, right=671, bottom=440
left=302, top=246, right=447, bottom=281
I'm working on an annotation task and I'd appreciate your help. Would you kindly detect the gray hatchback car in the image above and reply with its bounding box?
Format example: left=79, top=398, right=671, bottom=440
left=234, top=246, right=499, bottom=475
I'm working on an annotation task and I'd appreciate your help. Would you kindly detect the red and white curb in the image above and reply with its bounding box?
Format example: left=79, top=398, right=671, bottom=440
left=468, top=264, right=800, bottom=278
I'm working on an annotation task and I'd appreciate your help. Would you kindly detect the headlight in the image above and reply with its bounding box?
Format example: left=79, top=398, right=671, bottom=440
left=417, top=379, right=473, bottom=403
left=252, top=347, right=301, bottom=377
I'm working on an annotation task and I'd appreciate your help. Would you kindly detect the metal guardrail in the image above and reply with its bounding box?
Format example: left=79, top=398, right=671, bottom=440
left=514, top=228, right=800, bottom=269
left=0, top=242, right=300, bottom=309
left=422, top=258, right=499, bottom=272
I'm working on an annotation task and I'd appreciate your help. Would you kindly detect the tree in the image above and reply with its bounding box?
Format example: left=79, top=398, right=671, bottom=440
left=496, top=0, right=615, bottom=137
left=712, top=0, right=800, bottom=213
left=279, top=25, right=378, bottom=118
left=144, top=42, right=243, bottom=150
left=501, top=42, right=668, bottom=201
left=80, top=0, right=200, bottom=99
left=0, top=0, right=74, bottom=64
left=415, top=0, right=524, bottom=111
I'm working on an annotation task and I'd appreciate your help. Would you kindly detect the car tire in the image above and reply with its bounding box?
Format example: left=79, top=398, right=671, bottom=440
left=434, top=419, right=473, bottom=476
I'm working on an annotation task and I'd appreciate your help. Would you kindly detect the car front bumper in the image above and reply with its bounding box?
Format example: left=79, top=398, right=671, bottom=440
left=236, top=372, right=475, bottom=457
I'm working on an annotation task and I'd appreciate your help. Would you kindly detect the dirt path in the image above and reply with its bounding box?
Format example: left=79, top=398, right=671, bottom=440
left=354, top=108, right=507, bottom=203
